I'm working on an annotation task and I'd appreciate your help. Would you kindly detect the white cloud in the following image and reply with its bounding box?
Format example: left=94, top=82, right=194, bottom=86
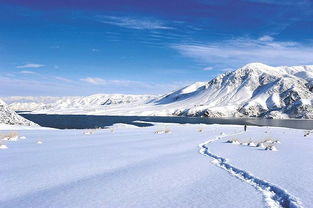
left=16, top=63, right=45, bottom=68
left=172, top=37, right=313, bottom=67
left=55, top=76, right=72, bottom=82
left=222, top=68, right=233, bottom=72
left=80, top=77, right=147, bottom=87
left=259, top=35, right=274, bottom=42
left=202, top=66, right=214, bottom=71
left=20, top=70, right=36, bottom=74
left=97, top=16, right=172, bottom=30
left=0, top=75, right=189, bottom=96
left=81, top=77, right=106, bottom=85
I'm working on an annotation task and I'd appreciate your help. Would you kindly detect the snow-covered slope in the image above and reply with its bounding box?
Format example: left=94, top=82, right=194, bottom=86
left=152, top=63, right=313, bottom=118
left=0, top=99, right=38, bottom=126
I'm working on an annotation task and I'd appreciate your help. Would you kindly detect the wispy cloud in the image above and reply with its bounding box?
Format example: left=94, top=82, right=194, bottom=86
left=0, top=76, right=82, bottom=96
left=97, top=16, right=173, bottom=30
left=80, top=77, right=145, bottom=87
left=16, top=63, right=45, bottom=68
left=202, top=66, right=214, bottom=71
left=172, top=37, right=313, bottom=67
left=258, top=35, right=274, bottom=42
left=0, top=75, right=186, bottom=96
left=222, top=68, right=234, bottom=72
left=81, top=77, right=106, bottom=85
left=55, top=76, right=73, bottom=82
left=20, top=70, right=36, bottom=74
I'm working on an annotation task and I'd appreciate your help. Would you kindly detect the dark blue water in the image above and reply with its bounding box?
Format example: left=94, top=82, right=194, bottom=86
left=19, top=114, right=313, bottom=130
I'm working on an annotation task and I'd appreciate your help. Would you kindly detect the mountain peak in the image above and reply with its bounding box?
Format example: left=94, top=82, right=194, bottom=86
left=242, top=62, right=269, bottom=68
left=240, top=63, right=273, bottom=72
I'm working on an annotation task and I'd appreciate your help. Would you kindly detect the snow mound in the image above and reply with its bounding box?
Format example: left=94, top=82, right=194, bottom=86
left=0, top=144, right=8, bottom=149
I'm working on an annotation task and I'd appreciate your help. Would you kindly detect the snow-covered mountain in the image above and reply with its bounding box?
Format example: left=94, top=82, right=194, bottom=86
left=1, top=96, right=63, bottom=112
left=4, top=63, right=313, bottom=119
left=153, top=63, right=313, bottom=118
left=3, top=94, right=156, bottom=113
left=52, top=94, right=156, bottom=109
left=0, top=99, right=38, bottom=126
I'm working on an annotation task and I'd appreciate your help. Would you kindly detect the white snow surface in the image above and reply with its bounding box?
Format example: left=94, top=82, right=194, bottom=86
left=0, top=123, right=313, bottom=208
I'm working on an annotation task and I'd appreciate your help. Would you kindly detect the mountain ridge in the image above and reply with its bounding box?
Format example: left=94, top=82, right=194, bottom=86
left=152, top=63, right=313, bottom=118
left=3, top=63, right=313, bottom=119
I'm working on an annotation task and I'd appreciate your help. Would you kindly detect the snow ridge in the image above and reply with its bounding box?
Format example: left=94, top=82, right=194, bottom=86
left=199, top=133, right=303, bottom=208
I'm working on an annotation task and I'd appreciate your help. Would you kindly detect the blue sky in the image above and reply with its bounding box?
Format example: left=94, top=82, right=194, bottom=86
left=0, top=0, right=312, bottom=96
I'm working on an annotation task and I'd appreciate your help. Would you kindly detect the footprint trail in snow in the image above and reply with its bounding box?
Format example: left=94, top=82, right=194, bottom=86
left=199, top=132, right=304, bottom=208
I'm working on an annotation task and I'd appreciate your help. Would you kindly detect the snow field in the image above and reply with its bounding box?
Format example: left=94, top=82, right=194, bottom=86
left=0, top=123, right=312, bottom=207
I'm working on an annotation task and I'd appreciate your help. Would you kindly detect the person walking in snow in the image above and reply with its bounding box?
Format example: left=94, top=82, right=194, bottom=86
left=244, top=125, right=247, bottom=132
